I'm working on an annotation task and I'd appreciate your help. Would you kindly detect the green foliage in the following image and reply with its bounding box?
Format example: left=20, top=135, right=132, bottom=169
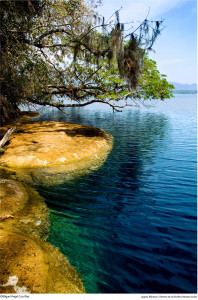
left=137, top=55, right=175, bottom=100
left=0, top=0, right=47, bottom=103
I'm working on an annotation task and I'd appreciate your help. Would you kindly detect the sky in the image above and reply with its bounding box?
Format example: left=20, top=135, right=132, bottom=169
left=97, top=0, right=197, bottom=84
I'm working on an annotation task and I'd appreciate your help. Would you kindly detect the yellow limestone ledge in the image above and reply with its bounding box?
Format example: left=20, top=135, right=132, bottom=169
left=0, top=121, right=113, bottom=186
left=0, top=230, right=86, bottom=294
left=0, top=179, right=29, bottom=217
left=0, top=178, right=50, bottom=240
left=0, top=179, right=86, bottom=294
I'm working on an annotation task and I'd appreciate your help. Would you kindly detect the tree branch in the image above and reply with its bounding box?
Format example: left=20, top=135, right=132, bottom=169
left=34, top=28, right=72, bottom=45
left=28, top=90, right=138, bottom=113
left=0, top=127, right=16, bottom=151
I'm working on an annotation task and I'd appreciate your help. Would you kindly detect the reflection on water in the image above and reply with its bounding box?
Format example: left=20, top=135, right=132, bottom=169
left=34, top=95, right=197, bottom=293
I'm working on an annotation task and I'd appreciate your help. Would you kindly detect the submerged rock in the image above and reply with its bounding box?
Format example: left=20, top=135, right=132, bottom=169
left=0, top=121, right=113, bottom=186
left=0, top=230, right=85, bottom=294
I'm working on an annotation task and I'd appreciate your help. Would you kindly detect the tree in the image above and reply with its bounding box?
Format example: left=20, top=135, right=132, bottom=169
left=0, top=0, right=174, bottom=124
left=0, top=0, right=46, bottom=122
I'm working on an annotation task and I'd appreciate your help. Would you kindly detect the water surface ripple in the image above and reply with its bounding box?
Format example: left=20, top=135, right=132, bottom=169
left=35, top=94, right=197, bottom=293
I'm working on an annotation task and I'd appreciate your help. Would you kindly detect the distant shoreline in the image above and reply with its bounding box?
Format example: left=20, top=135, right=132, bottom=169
left=173, top=90, right=197, bottom=94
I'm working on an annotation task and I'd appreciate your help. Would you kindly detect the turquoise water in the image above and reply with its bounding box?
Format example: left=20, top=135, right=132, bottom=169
left=35, top=94, right=197, bottom=293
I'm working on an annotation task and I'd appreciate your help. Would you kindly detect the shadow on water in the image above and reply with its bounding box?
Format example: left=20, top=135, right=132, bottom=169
left=33, top=99, right=197, bottom=293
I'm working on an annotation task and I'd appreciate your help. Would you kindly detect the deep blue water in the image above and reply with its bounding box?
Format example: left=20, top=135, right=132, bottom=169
left=34, top=94, right=197, bottom=293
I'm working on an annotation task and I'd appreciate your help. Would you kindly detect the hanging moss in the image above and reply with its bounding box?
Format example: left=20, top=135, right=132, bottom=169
left=76, top=10, right=162, bottom=90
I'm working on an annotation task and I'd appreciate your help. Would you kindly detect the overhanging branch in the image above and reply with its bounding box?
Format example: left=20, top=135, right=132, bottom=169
left=28, top=90, right=138, bottom=112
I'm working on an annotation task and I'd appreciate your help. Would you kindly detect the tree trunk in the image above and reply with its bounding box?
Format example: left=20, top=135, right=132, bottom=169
left=0, top=95, right=20, bottom=126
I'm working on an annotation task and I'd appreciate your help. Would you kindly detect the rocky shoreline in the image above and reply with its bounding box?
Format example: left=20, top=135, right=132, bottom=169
left=0, top=118, right=113, bottom=293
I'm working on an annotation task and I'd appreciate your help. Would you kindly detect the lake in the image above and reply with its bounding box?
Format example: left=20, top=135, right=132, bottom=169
left=33, top=94, right=197, bottom=293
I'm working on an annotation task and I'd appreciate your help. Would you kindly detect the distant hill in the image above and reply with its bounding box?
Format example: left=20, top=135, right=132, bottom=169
left=170, top=82, right=197, bottom=90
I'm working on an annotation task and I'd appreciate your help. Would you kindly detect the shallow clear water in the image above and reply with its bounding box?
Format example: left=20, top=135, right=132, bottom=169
left=34, top=94, right=197, bottom=293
